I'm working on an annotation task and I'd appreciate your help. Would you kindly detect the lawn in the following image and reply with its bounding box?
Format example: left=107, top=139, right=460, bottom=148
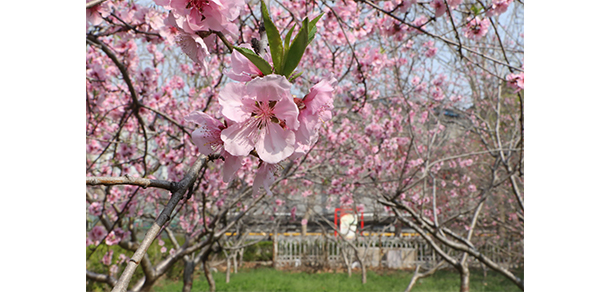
left=152, top=267, right=523, bottom=292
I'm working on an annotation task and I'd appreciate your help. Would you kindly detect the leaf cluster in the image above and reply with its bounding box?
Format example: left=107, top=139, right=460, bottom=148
left=234, top=1, right=323, bottom=82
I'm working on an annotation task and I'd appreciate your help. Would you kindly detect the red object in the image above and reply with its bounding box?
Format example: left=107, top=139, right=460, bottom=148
left=334, top=208, right=364, bottom=237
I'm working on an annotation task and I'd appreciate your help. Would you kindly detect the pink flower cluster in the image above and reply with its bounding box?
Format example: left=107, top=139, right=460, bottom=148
left=155, top=0, right=245, bottom=70
left=186, top=49, right=336, bottom=196
left=463, top=17, right=491, bottom=41
left=486, top=0, right=513, bottom=17
left=506, top=72, right=524, bottom=92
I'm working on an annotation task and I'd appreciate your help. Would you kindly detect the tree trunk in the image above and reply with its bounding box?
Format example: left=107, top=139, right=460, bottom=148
left=459, top=265, right=470, bottom=292
left=203, top=260, right=216, bottom=292
left=360, top=259, right=367, bottom=284
left=404, top=261, right=445, bottom=292
left=182, top=259, right=195, bottom=292
left=238, top=248, right=243, bottom=271
left=233, top=253, right=238, bottom=273
left=225, top=255, right=231, bottom=283
left=404, top=265, right=421, bottom=292
left=341, top=245, right=352, bottom=277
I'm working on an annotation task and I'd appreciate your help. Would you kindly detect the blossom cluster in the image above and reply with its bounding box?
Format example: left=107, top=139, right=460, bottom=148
left=186, top=47, right=336, bottom=196
left=154, top=0, right=245, bottom=71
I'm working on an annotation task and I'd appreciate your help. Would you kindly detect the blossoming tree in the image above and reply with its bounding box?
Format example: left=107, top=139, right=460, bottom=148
left=86, top=0, right=523, bottom=291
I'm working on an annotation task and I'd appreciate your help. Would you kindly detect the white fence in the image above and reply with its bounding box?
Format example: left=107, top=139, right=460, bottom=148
left=273, top=235, right=521, bottom=269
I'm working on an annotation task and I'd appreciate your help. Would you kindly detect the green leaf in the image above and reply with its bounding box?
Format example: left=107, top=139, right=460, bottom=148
left=282, top=17, right=309, bottom=78
left=261, top=0, right=284, bottom=74
left=284, top=24, right=296, bottom=52
left=232, top=46, right=273, bottom=75
left=471, top=4, right=482, bottom=16
left=288, top=71, right=304, bottom=83
left=307, top=13, right=324, bottom=45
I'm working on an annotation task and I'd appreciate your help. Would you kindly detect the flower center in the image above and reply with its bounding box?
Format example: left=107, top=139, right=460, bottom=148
left=252, top=101, right=281, bottom=129
left=186, top=0, right=210, bottom=17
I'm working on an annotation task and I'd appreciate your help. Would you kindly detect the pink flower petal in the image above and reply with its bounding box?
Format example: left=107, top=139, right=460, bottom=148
left=255, top=123, right=295, bottom=164
left=222, top=151, right=244, bottom=182
left=246, top=74, right=292, bottom=103
left=185, top=111, right=224, bottom=155
left=219, top=83, right=252, bottom=123
left=272, top=96, right=300, bottom=130
left=221, top=122, right=257, bottom=157
left=253, top=163, right=275, bottom=197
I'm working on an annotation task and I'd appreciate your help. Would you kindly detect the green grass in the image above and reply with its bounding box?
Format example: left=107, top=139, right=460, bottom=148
left=152, top=267, right=523, bottom=292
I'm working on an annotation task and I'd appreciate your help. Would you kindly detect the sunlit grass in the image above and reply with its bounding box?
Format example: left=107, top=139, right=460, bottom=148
left=152, top=267, right=523, bottom=292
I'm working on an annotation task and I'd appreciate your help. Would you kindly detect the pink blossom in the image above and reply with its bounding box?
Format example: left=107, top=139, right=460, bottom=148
left=216, top=197, right=225, bottom=208
left=396, top=0, right=416, bottom=13
left=88, top=202, right=103, bottom=216
left=468, top=184, right=477, bottom=192
left=430, top=0, right=447, bottom=18
left=105, top=231, right=121, bottom=245
left=290, top=206, right=297, bottom=221
left=224, top=43, right=265, bottom=82
left=86, top=1, right=112, bottom=26
left=161, top=246, right=168, bottom=253
left=409, top=158, right=424, bottom=168
left=447, top=0, right=462, bottom=9
left=408, top=16, right=428, bottom=34
left=252, top=162, right=276, bottom=196
left=420, top=111, right=428, bottom=123
left=356, top=204, right=365, bottom=214
left=301, top=190, right=312, bottom=198
left=340, top=194, right=353, bottom=206
left=431, top=87, right=444, bottom=101
left=301, top=218, right=308, bottom=226
left=506, top=72, right=524, bottom=92
left=185, top=111, right=245, bottom=182
left=292, top=77, right=336, bottom=157
left=118, top=254, right=128, bottom=265
left=176, top=33, right=209, bottom=69
left=459, top=159, right=473, bottom=168
left=219, top=75, right=300, bottom=164
left=185, top=111, right=224, bottom=155
left=156, top=0, right=245, bottom=37
left=486, top=0, right=513, bottom=17
left=463, top=17, right=491, bottom=41
left=88, top=226, right=107, bottom=245
left=365, top=123, right=384, bottom=140
left=425, top=44, right=438, bottom=58
left=162, top=12, right=210, bottom=71
left=101, top=250, right=114, bottom=266
left=110, top=265, right=119, bottom=277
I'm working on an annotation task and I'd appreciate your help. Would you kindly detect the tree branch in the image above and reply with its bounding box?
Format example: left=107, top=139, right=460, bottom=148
left=110, top=155, right=209, bottom=292
left=86, top=0, right=107, bottom=9
left=87, top=269, right=117, bottom=287
left=87, top=176, right=175, bottom=191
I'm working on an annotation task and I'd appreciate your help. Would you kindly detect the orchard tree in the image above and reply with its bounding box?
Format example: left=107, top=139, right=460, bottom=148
left=265, top=0, right=523, bottom=291
left=86, top=0, right=333, bottom=291
left=86, top=0, right=523, bottom=292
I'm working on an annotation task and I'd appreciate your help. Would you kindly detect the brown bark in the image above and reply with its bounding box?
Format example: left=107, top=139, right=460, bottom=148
left=459, top=265, right=470, bottom=292
left=182, top=259, right=195, bottom=292
left=203, top=260, right=216, bottom=292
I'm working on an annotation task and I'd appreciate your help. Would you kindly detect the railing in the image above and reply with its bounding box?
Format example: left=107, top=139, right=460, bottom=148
left=273, top=235, right=522, bottom=269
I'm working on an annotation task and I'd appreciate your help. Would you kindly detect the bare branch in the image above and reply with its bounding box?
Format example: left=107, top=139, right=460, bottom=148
left=110, top=155, right=209, bottom=292
left=356, top=0, right=523, bottom=72
left=86, top=0, right=107, bottom=10
left=87, top=176, right=175, bottom=191
left=86, top=269, right=117, bottom=287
